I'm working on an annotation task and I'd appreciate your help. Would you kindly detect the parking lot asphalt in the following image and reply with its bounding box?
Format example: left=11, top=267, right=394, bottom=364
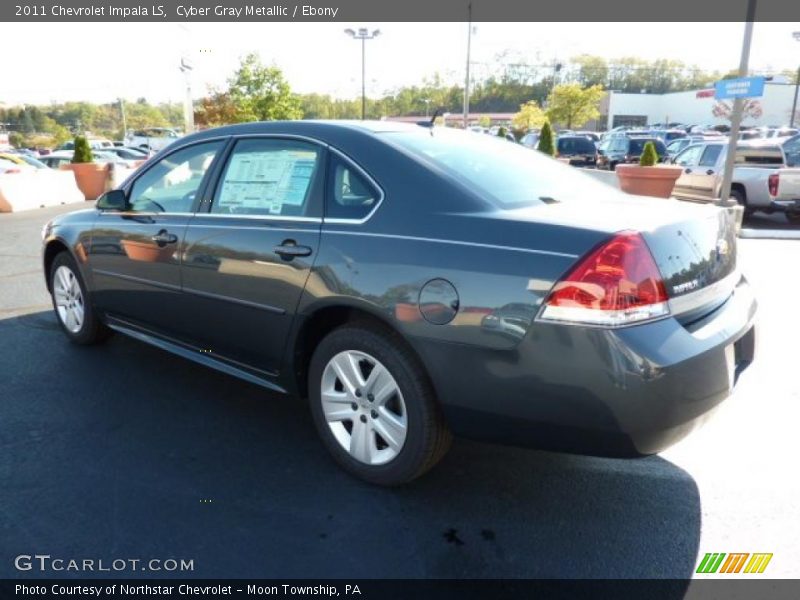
left=1, top=204, right=798, bottom=581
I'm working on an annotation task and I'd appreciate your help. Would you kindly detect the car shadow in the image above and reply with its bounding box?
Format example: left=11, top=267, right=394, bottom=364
left=1, top=311, right=699, bottom=587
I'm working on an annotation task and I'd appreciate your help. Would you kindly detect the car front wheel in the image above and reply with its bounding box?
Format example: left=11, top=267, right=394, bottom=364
left=49, top=252, right=110, bottom=345
left=308, top=323, right=451, bottom=485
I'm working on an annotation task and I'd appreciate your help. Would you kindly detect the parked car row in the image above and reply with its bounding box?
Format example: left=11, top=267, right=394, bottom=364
left=666, top=135, right=800, bottom=222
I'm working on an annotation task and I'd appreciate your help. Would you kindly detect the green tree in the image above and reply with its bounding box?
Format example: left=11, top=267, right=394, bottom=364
left=545, top=83, right=605, bottom=129
left=71, top=136, right=93, bottom=163
left=8, top=132, right=24, bottom=148
left=477, top=115, right=491, bottom=128
left=538, top=121, right=555, bottom=156
left=512, top=100, right=546, bottom=131
left=227, top=53, right=303, bottom=122
left=639, top=141, right=658, bottom=167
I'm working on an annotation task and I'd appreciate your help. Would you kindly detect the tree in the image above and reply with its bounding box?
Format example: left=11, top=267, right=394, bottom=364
left=8, top=132, right=23, bottom=148
left=478, top=115, right=491, bottom=128
left=227, top=53, right=303, bottom=122
left=712, top=99, right=763, bottom=123
left=196, top=88, right=241, bottom=127
left=545, top=83, right=605, bottom=129
left=71, top=136, right=93, bottom=163
left=512, top=100, right=546, bottom=131
left=538, top=121, right=555, bottom=156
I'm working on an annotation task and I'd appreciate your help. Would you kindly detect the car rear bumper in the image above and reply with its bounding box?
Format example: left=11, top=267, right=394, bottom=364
left=770, top=199, right=800, bottom=213
left=414, top=276, right=757, bottom=457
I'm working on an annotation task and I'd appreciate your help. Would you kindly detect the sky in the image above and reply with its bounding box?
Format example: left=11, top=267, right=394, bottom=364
left=2, top=21, right=799, bottom=106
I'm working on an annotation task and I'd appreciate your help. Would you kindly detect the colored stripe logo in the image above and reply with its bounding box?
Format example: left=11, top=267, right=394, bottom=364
left=696, top=553, right=773, bottom=574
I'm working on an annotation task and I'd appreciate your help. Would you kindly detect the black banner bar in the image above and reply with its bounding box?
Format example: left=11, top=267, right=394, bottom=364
left=3, top=580, right=800, bottom=600
left=2, top=0, right=800, bottom=22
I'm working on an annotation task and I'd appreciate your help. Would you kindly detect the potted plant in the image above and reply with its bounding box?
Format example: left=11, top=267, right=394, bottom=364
left=538, top=121, right=556, bottom=157
left=60, top=136, right=109, bottom=200
left=615, top=141, right=682, bottom=198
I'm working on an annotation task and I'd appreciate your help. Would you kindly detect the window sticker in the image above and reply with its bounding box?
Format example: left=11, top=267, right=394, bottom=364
left=217, top=150, right=317, bottom=213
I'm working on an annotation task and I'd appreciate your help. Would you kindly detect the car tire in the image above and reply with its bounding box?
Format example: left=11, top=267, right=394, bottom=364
left=49, top=252, right=111, bottom=345
left=730, top=188, right=752, bottom=216
left=308, top=323, right=451, bottom=486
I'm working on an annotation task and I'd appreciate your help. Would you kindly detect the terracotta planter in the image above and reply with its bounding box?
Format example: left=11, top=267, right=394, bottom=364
left=121, top=239, right=175, bottom=263
left=395, top=303, right=422, bottom=323
left=615, top=164, right=683, bottom=199
left=60, top=163, right=109, bottom=201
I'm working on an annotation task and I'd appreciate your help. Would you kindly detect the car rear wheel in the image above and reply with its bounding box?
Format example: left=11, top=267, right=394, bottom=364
left=49, top=252, right=110, bottom=345
left=730, top=188, right=753, bottom=216
left=308, top=323, right=451, bottom=485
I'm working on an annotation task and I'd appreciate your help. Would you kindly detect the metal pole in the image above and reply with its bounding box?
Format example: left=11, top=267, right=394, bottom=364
left=791, top=65, right=800, bottom=128
left=463, top=2, right=472, bottom=128
left=718, top=0, right=756, bottom=207
left=119, top=98, right=127, bottom=137
left=361, top=37, right=366, bottom=120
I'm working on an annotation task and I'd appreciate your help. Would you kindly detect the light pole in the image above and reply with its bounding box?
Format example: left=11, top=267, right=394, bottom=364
left=179, top=56, right=194, bottom=134
left=344, top=27, right=381, bottom=120
left=791, top=31, right=800, bottom=128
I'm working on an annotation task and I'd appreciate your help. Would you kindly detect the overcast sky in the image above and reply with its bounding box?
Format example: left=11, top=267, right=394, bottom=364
left=2, top=21, right=799, bottom=106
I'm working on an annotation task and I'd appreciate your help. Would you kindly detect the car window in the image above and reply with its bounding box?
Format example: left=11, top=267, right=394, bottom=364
left=698, top=145, right=723, bottom=167
left=128, top=141, right=222, bottom=213
left=326, top=154, right=380, bottom=220
left=781, top=136, right=800, bottom=167
left=211, top=138, right=320, bottom=217
left=675, top=144, right=704, bottom=167
left=384, top=128, right=614, bottom=209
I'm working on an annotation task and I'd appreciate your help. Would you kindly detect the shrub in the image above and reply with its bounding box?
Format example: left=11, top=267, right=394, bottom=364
left=639, top=141, right=658, bottom=167
left=497, top=126, right=507, bottom=138
left=71, top=136, right=93, bottom=164
left=8, top=132, right=24, bottom=148
left=538, top=121, right=555, bottom=156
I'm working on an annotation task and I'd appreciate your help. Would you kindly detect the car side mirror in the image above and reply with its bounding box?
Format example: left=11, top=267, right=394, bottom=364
left=96, top=189, right=127, bottom=211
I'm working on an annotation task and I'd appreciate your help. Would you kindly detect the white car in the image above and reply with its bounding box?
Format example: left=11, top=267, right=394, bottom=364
left=124, top=127, right=181, bottom=152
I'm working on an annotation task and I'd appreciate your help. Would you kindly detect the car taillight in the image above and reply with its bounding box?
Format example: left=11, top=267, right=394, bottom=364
left=768, top=172, right=779, bottom=197
left=538, top=231, right=670, bottom=327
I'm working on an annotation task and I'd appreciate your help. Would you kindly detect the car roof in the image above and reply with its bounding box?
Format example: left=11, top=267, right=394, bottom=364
left=184, top=120, right=422, bottom=144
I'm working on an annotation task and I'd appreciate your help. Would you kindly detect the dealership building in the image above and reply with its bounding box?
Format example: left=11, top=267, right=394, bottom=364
left=600, top=81, right=799, bottom=129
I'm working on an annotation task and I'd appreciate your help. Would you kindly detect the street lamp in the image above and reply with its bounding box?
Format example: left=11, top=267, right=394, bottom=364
left=791, top=31, right=800, bottom=128
left=344, top=27, right=381, bottom=120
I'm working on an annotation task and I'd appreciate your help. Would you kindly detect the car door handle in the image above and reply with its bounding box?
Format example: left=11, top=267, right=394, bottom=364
left=151, top=230, right=178, bottom=246
left=705, top=169, right=715, bottom=175
left=684, top=168, right=692, bottom=174
left=274, top=240, right=313, bottom=259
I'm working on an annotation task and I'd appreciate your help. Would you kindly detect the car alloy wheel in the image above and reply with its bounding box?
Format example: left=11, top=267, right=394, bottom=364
left=53, top=265, right=85, bottom=333
left=320, top=350, right=408, bottom=466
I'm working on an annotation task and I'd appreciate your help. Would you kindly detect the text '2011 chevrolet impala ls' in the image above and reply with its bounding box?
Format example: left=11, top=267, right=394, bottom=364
left=42, top=121, right=756, bottom=485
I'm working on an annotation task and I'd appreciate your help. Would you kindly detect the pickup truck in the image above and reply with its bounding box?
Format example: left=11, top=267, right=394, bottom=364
left=668, top=135, right=800, bottom=218
left=768, top=168, right=800, bottom=223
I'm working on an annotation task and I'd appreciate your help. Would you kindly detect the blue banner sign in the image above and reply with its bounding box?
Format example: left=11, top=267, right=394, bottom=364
left=714, top=77, right=766, bottom=100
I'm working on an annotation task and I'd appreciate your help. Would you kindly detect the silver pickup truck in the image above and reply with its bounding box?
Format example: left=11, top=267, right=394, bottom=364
left=668, top=136, right=800, bottom=218
left=769, top=167, right=800, bottom=223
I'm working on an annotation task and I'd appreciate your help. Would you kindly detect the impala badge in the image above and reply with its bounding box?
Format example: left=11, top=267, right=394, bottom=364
left=673, top=279, right=700, bottom=294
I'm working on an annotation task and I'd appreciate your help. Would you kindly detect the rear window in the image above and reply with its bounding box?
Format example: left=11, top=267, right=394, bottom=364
left=735, top=145, right=783, bottom=165
left=628, top=139, right=665, bottom=155
left=557, top=137, right=596, bottom=154
left=383, top=129, right=611, bottom=209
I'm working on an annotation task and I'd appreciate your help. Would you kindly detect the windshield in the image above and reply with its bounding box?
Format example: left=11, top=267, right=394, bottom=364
left=382, top=128, right=612, bottom=209
left=557, top=137, right=596, bottom=153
